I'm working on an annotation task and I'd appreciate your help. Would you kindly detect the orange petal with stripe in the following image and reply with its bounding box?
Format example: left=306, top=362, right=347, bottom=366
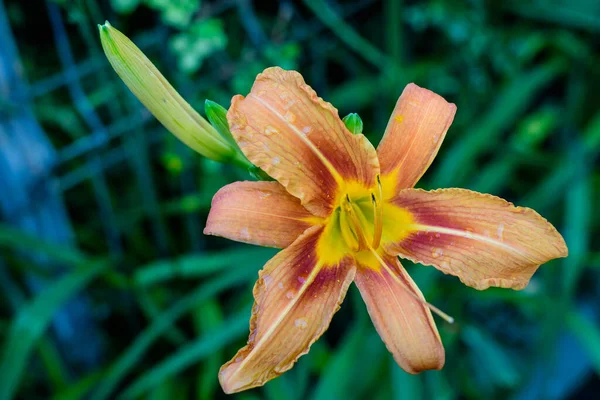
left=385, top=188, right=568, bottom=290
left=377, top=83, right=456, bottom=196
left=354, top=252, right=444, bottom=373
left=219, top=225, right=356, bottom=393
left=227, top=67, right=379, bottom=217
left=204, top=181, right=319, bottom=248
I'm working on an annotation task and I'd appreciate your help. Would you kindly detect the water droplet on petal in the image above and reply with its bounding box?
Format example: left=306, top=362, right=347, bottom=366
left=284, top=100, right=296, bottom=109
left=265, top=126, right=279, bottom=135
left=272, top=157, right=281, bottom=165
left=432, top=248, right=443, bottom=258
left=285, top=291, right=294, bottom=299
left=497, top=223, right=505, bottom=241
left=284, top=111, right=296, bottom=123
left=434, top=233, right=441, bottom=238
left=297, top=276, right=306, bottom=284
left=239, top=227, right=250, bottom=240
left=263, top=274, right=272, bottom=287
left=277, top=282, right=284, bottom=290
left=295, top=318, right=307, bottom=329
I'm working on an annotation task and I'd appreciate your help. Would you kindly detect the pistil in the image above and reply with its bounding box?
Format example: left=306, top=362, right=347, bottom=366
left=343, top=195, right=370, bottom=251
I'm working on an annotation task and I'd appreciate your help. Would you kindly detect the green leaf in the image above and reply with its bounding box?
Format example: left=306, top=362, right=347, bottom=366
left=432, top=60, right=566, bottom=188
left=133, top=246, right=274, bottom=287
left=120, top=310, right=249, bottom=399
left=462, top=325, right=519, bottom=388
left=425, top=370, right=456, bottom=400
left=170, top=19, right=228, bottom=73
left=91, top=269, right=259, bottom=400
left=303, top=0, right=391, bottom=68
left=0, top=261, right=108, bottom=400
left=194, top=300, right=224, bottom=400
left=0, top=224, right=86, bottom=266
left=51, top=370, right=104, bottom=400
left=392, top=361, right=423, bottom=400
left=37, top=338, right=68, bottom=392
left=561, top=165, right=591, bottom=296
left=110, top=0, right=140, bottom=14
left=565, top=309, right=600, bottom=374
left=342, top=113, right=364, bottom=134
left=313, top=323, right=366, bottom=400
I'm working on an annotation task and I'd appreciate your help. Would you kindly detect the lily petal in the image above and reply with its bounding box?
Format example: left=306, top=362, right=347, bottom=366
left=219, top=225, right=356, bottom=393
left=377, top=84, right=456, bottom=196
left=227, top=67, right=380, bottom=217
left=205, top=181, right=319, bottom=248
left=354, top=251, right=444, bottom=373
left=385, top=188, right=568, bottom=290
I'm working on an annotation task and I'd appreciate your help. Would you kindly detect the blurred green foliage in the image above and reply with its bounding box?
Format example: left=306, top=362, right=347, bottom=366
left=1, top=0, right=599, bottom=399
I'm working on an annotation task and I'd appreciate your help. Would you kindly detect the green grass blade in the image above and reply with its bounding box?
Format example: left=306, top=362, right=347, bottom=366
left=462, top=325, right=519, bottom=388
left=194, top=299, right=224, bottom=400
left=133, top=246, right=274, bottom=287
left=432, top=60, right=566, bottom=188
left=0, top=261, right=107, bottom=400
left=51, top=370, right=104, bottom=400
left=392, top=360, right=423, bottom=400
left=91, top=269, right=258, bottom=400
left=119, top=310, right=249, bottom=399
left=0, top=224, right=86, bottom=266
left=312, top=323, right=366, bottom=400
left=303, top=0, right=391, bottom=69
left=565, top=309, right=600, bottom=374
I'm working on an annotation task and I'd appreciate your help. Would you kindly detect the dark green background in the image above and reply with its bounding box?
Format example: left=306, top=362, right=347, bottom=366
left=0, top=0, right=599, bottom=399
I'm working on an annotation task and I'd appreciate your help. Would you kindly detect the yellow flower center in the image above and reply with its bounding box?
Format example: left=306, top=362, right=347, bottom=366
left=315, top=176, right=416, bottom=267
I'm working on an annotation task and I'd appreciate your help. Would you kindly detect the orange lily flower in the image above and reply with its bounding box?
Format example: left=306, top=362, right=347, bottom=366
left=204, top=67, right=568, bottom=393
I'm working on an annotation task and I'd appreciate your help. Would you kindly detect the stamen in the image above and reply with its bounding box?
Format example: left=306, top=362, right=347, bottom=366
left=344, top=195, right=370, bottom=251
left=339, top=208, right=359, bottom=252
left=371, top=193, right=383, bottom=249
left=368, top=247, right=455, bottom=324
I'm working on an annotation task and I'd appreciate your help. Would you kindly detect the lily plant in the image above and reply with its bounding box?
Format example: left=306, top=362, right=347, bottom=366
left=99, top=22, right=568, bottom=394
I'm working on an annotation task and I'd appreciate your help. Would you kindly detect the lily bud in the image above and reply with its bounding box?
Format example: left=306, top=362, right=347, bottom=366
left=98, top=21, right=250, bottom=169
left=342, top=113, right=364, bottom=134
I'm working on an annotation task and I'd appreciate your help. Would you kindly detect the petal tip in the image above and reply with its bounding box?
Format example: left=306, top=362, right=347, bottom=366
left=218, top=363, right=248, bottom=394
left=397, top=344, right=445, bottom=374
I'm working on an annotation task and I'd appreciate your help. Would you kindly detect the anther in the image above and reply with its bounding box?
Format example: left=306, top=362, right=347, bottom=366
left=371, top=193, right=383, bottom=249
